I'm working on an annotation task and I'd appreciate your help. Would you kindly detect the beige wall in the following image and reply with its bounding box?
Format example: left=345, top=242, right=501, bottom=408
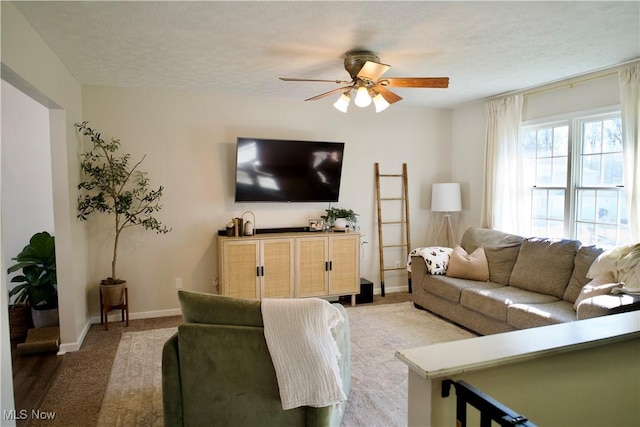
left=428, top=336, right=640, bottom=426
left=1, top=1, right=86, bottom=349
left=81, top=85, right=452, bottom=315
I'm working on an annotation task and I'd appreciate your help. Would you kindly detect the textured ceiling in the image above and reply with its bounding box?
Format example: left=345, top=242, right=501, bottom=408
left=13, top=1, right=640, bottom=109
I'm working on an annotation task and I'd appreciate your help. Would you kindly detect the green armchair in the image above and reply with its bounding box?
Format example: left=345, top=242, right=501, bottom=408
left=162, top=291, right=351, bottom=427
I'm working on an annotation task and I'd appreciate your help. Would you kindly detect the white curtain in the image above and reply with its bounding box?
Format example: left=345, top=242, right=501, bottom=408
left=481, top=94, right=524, bottom=233
left=619, top=64, right=640, bottom=242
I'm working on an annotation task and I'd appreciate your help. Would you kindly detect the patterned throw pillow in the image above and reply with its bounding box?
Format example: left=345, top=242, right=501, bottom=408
left=409, top=247, right=453, bottom=275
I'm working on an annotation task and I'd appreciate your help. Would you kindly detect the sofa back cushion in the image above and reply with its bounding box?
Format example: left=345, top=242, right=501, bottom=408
left=461, top=227, right=524, bottom=285
left=178, top=290, right=263, bottom=326
left=178, top=323, right=307, bottom=426
left=563, top=245, right=605, bottom=303
left=509, top=237, right=580, bottom=298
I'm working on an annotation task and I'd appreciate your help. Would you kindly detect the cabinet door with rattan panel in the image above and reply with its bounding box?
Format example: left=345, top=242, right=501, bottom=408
left=220, top=240, right=260, bottom=299
left=329, top=234, right=360, bottom=295
left=261, top=238, right=295, bottom=298
left=296, top=237, right=329, bottom=297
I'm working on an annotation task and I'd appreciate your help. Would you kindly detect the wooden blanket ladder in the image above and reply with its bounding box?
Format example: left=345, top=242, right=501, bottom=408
left=374, top=163, right=412, bottom=297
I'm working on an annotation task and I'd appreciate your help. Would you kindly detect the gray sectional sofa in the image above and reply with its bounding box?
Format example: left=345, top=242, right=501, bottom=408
left=411, top=227, right=640, bottom=336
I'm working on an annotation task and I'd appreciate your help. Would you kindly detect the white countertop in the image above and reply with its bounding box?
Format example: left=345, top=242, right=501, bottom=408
left=395, top=311, right=640, bottom=380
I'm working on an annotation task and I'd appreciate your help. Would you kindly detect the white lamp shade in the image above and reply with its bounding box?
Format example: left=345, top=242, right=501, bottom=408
left=431, top=183, right=462, bottom=212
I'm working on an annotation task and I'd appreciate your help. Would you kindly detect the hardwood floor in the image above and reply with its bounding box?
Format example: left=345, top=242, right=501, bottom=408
left=11, top=338, right=63, bottom=427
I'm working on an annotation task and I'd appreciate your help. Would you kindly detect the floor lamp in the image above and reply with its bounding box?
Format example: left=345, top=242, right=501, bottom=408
left=432, top=183, right=462, bottom=247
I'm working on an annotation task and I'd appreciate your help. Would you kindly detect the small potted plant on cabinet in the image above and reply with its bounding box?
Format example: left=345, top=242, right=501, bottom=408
left=321, top=207, right=359, bottom=231
left=76, top=121, right=170, bottom=306
left=7, top=231, right=59, bottom=328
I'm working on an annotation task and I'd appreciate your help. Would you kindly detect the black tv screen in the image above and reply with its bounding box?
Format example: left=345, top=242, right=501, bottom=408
left=234, top=137, right=345, bottom=202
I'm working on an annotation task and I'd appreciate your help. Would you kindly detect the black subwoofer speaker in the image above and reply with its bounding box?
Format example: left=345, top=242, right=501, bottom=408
left=356, top=278, right=374, bottom=304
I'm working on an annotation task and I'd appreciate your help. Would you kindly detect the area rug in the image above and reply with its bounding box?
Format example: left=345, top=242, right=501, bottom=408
left=97, top=302, right=476, bottom=427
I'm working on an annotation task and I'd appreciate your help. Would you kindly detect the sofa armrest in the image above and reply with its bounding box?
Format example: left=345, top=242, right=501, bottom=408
left=577, top=293, right=640, bottom=320
left=162, top=332, right=184, bottom=427
left=410, top=255, right=428, bottom=276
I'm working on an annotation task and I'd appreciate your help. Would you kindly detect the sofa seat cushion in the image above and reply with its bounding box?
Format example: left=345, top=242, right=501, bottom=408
left=461, top=227, right=523, bottom=285
left=509, top=237, right=580, bottom=298
left=460, top=286, right=559, bottom=322
left=508, top=301, right=577, bottom=329
left=577, top=293, right=640, bottom=320
left=423, top=275, right=502, bottom=303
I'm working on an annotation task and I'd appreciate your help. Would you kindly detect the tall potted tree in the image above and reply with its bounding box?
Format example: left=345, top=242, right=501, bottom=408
left=7, top=231, right=59, bottom=328
left=76, top=121, right=170, bottom=305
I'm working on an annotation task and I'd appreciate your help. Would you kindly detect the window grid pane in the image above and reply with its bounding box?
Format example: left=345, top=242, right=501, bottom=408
left=521, top=111, right=628, bottom=248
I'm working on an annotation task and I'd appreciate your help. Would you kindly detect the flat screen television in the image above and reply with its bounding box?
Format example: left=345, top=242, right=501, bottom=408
left=234, top=137, right=345, bottom=203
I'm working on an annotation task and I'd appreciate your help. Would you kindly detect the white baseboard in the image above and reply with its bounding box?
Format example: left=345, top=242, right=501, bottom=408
left=89, top=307, right=182, bottom=325
left=58, top=319, right=92, bottom=354
left=58, top=309, right=181, bottom=354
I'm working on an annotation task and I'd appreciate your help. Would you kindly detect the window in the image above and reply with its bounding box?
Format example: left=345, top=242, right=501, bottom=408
left=521, top=109, right=630, bottom=248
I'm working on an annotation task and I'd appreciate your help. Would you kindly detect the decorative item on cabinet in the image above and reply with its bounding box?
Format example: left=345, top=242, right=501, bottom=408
left=308, top=218, right=325, bottom=231
left=232, top=217, right=243, bottom=237
left=242, top=211, right=256, bottom=236
left=321, top=206, right=359, bottom=231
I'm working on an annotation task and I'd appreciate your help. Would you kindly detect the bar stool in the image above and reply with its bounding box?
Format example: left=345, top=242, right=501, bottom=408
left=100, top=285, right=129, bottom=331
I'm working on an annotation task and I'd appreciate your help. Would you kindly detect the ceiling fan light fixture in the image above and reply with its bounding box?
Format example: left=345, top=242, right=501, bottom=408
left=333, top=91, right=351, bottom=113
left=354, top=86, right=372, bottom=108
left=372, top=92, right=390, bottom=112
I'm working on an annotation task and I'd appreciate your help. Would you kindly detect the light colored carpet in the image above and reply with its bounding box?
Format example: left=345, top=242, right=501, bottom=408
left=97, top=302, right=476, bottom=427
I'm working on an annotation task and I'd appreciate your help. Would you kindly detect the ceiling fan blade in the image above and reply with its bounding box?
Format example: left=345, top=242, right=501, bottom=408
left=280, top=77, right=351, bottom=84
left=374, top=85, right=403, bottom=104
left=382, top=77, right=449, bottom=88
left=305, top=86, right=353, bottom=101
left=356, top=61, right=391, bottom=82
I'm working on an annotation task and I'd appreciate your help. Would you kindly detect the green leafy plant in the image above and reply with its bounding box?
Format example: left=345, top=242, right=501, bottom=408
left=7, top=231, right=58, bottom=309
left=321, top=206, right=359, bottom=230
left=76, top=121, right=170, bottom=284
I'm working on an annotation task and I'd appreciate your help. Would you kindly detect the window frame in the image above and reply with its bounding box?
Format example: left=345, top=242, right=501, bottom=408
left=520, top=105, right=626, bottom=245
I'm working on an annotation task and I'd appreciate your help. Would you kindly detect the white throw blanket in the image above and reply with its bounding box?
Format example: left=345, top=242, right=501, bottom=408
left=261, top=298, right=346, bottom=410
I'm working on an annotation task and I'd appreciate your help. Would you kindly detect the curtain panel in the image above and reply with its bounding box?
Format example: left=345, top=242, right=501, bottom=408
left=619, top=64, right=640, bottom=242
left=481, top=94, right=524, bottom=233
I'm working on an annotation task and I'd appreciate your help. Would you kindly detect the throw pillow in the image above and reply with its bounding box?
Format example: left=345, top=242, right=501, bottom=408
left=586, top=243, right=639, bottom=280
left=446, top=246, right=490, bottom=281
left=413, top=247, right=453, bottom=275
left=615, top=244, right=640, bottom=294
left=573, top=271, right=618, bottom=310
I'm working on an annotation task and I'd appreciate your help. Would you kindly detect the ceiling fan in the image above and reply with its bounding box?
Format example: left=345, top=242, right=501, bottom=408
left=279, top=50, right=449, bottom=112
